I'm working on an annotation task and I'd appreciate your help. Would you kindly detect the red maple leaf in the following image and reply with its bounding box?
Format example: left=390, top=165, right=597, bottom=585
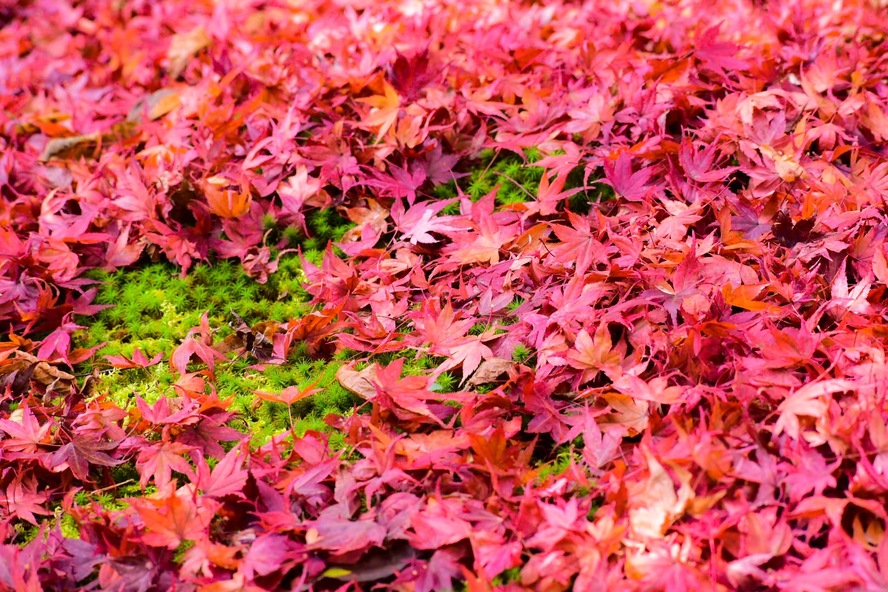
left=550, top=212, right=612, bottom=275
left=105, top=347, right=163, bottom=370
left=391, top=198, right=460, bottom=244
left=0, top=404, right=51, bottom=456
left=601, top=151, right=655, bottom=202
left=49, top=436, right=123, bottom=482
left=194, top=444, right=249, bottom=499
left=443, top=190, right=516, bottom=265
left=135, top=489, right=218, bottom=549
left=678, top=137, right=738, bottom=183
left=136, top=442, right=197, bottom=489
left=170, top=313, right=227, bottom=377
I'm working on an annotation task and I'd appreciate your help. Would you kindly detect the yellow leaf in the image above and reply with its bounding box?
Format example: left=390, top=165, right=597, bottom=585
left=759, top=145, right=807, bottom=182
left=628, top=452, right=692, bottom=539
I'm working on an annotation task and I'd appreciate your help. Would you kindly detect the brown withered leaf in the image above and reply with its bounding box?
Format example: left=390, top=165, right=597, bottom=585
left=600, top=391, right=649, bottom=435
left=336, top=364, right=378, bottom=400
left=0, top=351, right=75, bottom=395
left=215, top=312, right=280, bottom=363
left=465, top=357, right=513, bottom=389
left=167, top=26, right=211, bottom=78
left=126, top=89, right=181, bottom=122
left=39, top=132, right=101, bottom=162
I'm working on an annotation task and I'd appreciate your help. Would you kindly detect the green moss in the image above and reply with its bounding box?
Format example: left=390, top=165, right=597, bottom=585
left=296, top=208, right=354, bottom=252
left=511, top=343, right=532, bottom=364
left=238, top=356, right=360, bottom=447
left=492, top=567, right=523, bottom=586
left=430, top=146, right=618, bottom=216
left=429, top=148, right=546, bottom=207
left=523, top=146, right=542, bottom=163
left=432, top=180, right=458, bottom=200
left=174, top=540, right=195, bottom=563
left=60, top=512, right=80, bottom=539
left=84, top=256, right=307, bottom=362
left=12, top=522, right=40, bottom=546
left=465, top=149, right=543, bottom=205
left=431, top=372, right=456, bottom=392
left=78, top=253, right=366, bottom=448
left=468, top=322, right=489, bottom=336
left=535, top=447, right=577, bottom=481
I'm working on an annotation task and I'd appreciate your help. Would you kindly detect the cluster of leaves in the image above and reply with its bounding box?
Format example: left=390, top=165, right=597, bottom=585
left=2, top=0, right=888, bottom=589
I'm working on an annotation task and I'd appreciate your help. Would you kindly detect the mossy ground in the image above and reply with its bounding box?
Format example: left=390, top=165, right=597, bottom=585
left=80, top=254, right=356, bottom=448
left=61, top=154, right=607, bottom=513
left=432, top=147, right=603, bottom=213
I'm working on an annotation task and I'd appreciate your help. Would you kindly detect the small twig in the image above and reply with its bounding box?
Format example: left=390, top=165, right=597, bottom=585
left=90, top=478, right=135, bottom=495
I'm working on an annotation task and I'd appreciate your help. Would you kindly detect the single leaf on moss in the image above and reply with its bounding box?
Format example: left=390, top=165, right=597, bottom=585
left=254, top=380, right=321, bottom=406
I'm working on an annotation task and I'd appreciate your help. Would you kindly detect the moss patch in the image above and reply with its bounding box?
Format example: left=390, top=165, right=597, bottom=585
left=78, top=252, right=363, bottom=447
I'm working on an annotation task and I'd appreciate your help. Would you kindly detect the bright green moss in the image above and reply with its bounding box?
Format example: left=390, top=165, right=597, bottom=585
left=468, top=322, right=490, bottom=336
left=523, top=146, right=542, bottom=163
left=439, top=146, right=614, bottom=213
left=535, top=447, right=580, bottom=482
left=297, top=208, right=354, bottom=252
left=174, top=540, right=196, bottom=563
left=79, top=248, right=369, bottom=453
left=492, top=567, right=523, bottom=586
left=511, top=343, right=532, bottom=364
left=429, top=148, right=545, bottom=207
left=453, top=146, right=618, bottom=213
left=432, top=180, right=458, bottom=200
left=12, top=522, right=40, bottom=545
left=84, top=256, right=308, bottom=363
left=233, top=356, right=360, bottom=447
left=431, top=372, right=456, bottom=392
left=59, top=512, right=80, bottom=539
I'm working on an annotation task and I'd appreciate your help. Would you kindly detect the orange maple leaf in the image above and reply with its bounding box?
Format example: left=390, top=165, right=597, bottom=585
left=253, top=380, right=322, bottom=406
left=203, top=176, right=252, bottom=219
left=136, top=490, right=217, bottom=549
left=358, top=80, right=401, bottom=139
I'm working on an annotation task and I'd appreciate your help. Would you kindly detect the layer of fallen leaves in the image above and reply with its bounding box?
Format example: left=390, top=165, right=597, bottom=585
left=2, top=0, right=888, bottom=589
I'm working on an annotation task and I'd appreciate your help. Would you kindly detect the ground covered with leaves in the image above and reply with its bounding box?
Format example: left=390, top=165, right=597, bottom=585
left=2, top=0, right=888, bottom=590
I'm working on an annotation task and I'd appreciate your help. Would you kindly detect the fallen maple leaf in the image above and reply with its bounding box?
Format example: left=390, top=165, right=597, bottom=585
left=203, top=176, right=252, bottom=219
left=0, top=404, right=51, bottom=455
left=135, top=489, right=218, bottom=549
left=602, top=152, right=655, bottom=202
left=465, top=357, right=513, bottom=389
left=254, top=380, right=321, bottom=406
left=566, top=325, right=623, bottom=383
left=167, top=26, right=211, bottom=78
left=105, top=347, right=163, bottom=370
left=357, top=79, right=401, bottom=139
left=829, top=260, right=872, bottom=315
left=49, top=436, right=123, bottom=482
left=136, top=442, right=197, bottom=489
left=774, top=379, right=855, bottom=440
left=336, top=363, right=379, bottom=400
left=628, top=452, right=692, bottom=539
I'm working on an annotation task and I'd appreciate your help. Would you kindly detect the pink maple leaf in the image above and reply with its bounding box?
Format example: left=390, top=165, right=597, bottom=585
left=391, top=198, right=460, bottom=244
left=601, top=152, right=656, bottom=202
left=105, top=347, right=163, bottom=369
left=136, top=442, right=197, bottom=489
